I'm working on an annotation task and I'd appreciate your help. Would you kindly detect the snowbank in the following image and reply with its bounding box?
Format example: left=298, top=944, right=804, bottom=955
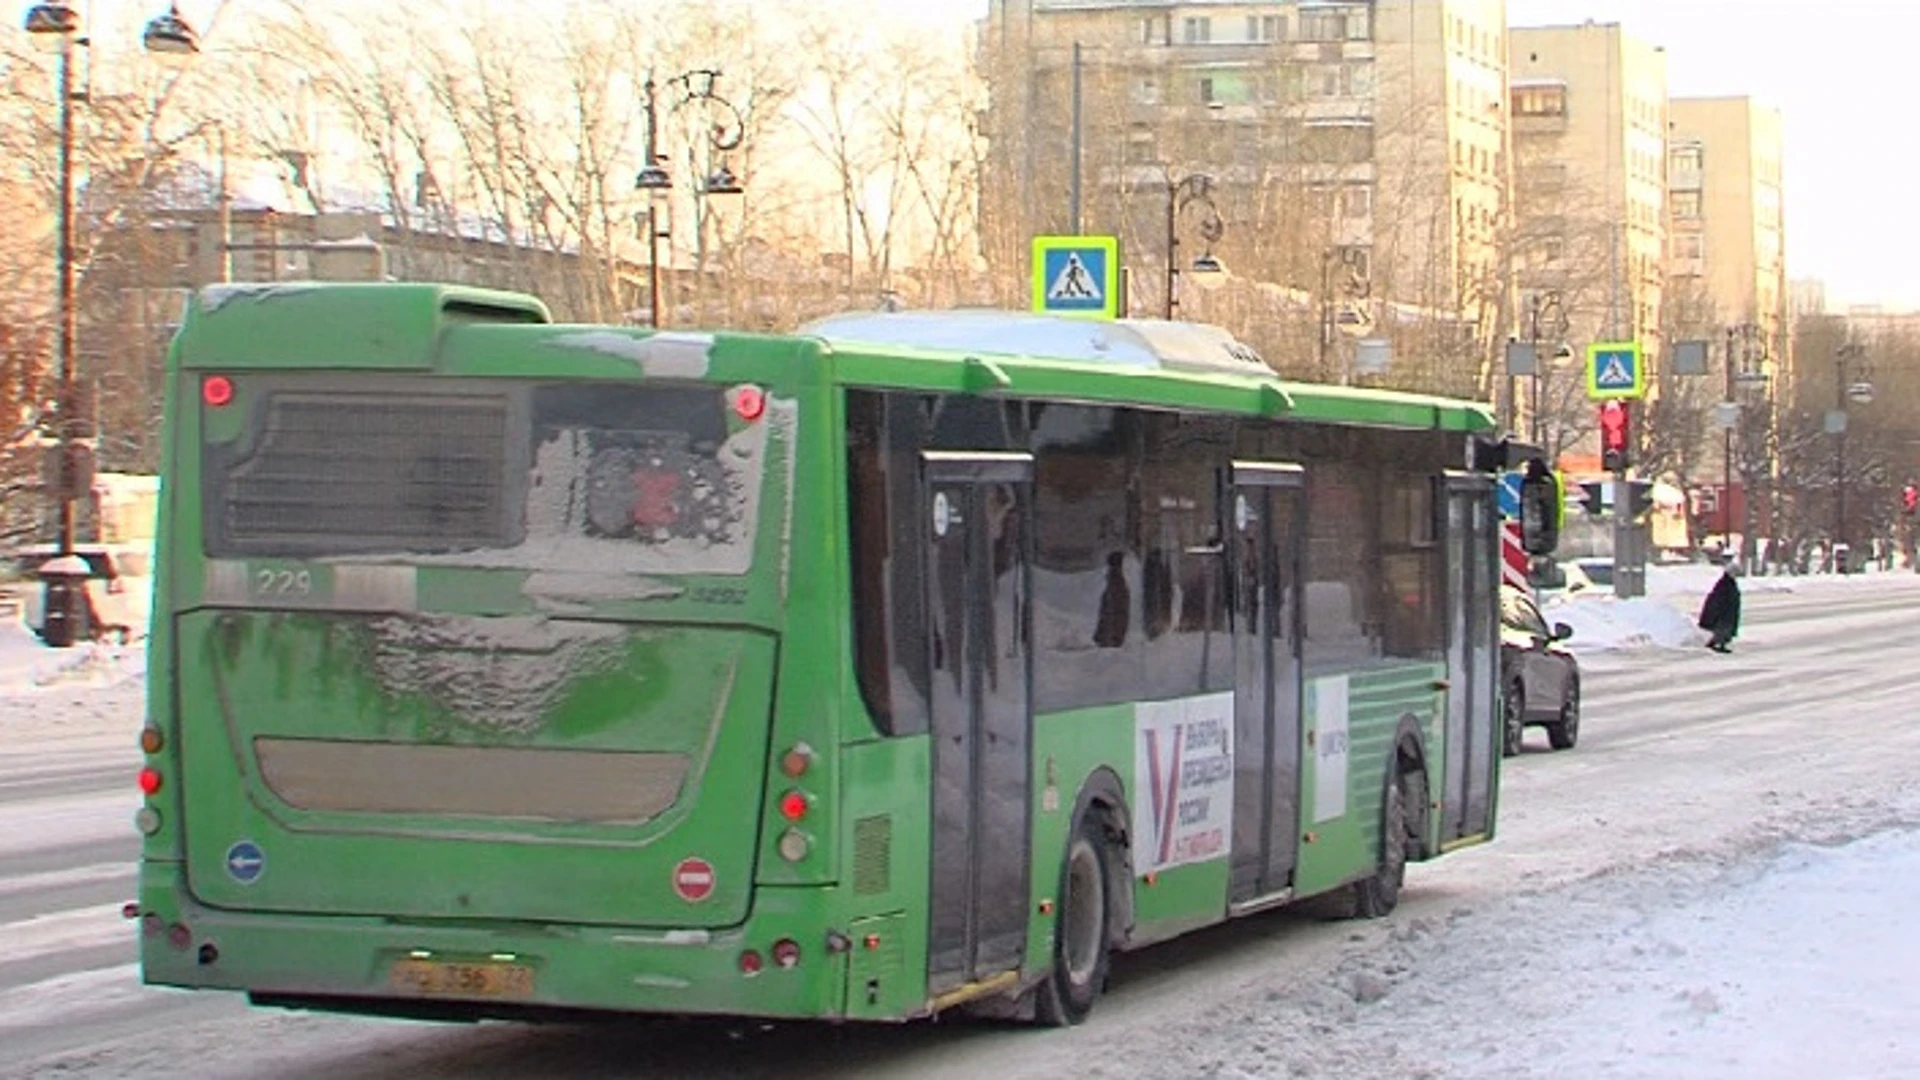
left=1543, top=594, right=1705, bottom=652
left=0, top=620, right=146, bottom=697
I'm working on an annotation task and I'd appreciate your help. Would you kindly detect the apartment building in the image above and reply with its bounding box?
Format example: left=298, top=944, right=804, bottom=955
left=978, top=0, right=1511, bottom=365
left=1508, top=22, right=1668, bottom=368
left=1668, top=96, right=1789, bottom=379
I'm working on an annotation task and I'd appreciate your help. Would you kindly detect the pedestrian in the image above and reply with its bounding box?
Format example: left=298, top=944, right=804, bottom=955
left=1697, top=558, right=1743, bottom=653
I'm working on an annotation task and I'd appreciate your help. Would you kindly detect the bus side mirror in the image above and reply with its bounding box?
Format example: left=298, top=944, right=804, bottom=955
left=1518, top=464, right=1561, bottom=556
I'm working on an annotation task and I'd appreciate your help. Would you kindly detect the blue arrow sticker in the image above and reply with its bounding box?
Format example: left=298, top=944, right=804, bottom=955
left=225, top=840, right=265, bottom=885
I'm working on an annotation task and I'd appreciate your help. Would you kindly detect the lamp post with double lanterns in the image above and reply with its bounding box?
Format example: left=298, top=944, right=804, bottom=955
left=24, top=2, right=200, bottom=648
left=633, top=69, right=746, bottom=329
left=1162, top=170, right=1224, bottom=321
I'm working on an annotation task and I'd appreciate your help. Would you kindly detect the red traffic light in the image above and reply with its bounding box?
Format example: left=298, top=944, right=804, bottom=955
left=1903, top=484, right=1917, bottom=514
left=1598, top=400, right=1628, bottom=451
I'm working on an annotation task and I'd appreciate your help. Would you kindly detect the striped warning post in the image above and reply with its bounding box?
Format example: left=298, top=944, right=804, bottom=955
left=1500, top=520, right=1531, bottom=592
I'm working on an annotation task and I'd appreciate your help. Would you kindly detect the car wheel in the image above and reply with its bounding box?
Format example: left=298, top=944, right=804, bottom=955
left=1502, top=681, right=1526, bottom=758
left=1548, top=684, right=1580, bottom=750
left=1033, top=815, right=1112, bottom=1026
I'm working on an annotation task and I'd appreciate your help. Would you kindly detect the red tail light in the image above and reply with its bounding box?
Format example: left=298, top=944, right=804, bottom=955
left=139, top=727, right=164, bottom=754
left=731, top=384, right=766, bottom=421
left=778, top=790, right=809, bottom=822
left=202, top=375, right=234, bottom=407
left=779, top=743, right=812, bottom=779
left=738, top=949, right=764, bottom=976
left=137, top=768, right=163, bottom=796
left=771, top=938, right=801, bottom=969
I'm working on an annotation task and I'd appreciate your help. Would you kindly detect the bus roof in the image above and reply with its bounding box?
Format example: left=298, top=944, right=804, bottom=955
left=170, top=284, right=1494, bottom=435
left=804, top=310, right=1495, bottom=434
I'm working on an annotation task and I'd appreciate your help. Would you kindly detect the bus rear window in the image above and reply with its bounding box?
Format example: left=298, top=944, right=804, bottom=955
left=205, top=380, right=778, bottom=577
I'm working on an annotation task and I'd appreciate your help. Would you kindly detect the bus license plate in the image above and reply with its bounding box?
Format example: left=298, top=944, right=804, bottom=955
left=389, top=959, right=534, bottom=999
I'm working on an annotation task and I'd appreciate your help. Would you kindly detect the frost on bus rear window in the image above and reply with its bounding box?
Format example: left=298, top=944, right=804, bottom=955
left=518, top=384, right=769, bottom=576
left=398, top=383, right=776, bottom=578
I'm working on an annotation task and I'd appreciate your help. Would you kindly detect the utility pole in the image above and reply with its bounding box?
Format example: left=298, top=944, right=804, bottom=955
left=1069, top=41, right=1082, bottom=235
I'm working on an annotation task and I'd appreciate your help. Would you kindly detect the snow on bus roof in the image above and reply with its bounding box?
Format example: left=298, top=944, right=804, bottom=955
left=801, top=310, right=1273, bottom=379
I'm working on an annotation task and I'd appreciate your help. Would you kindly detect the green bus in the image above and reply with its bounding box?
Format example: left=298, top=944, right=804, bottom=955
left=133, top=284, right=1546, bottom=1026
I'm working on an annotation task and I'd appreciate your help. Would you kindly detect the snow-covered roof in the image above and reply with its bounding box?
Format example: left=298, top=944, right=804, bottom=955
left=801, top=310, right=1271, bottom=377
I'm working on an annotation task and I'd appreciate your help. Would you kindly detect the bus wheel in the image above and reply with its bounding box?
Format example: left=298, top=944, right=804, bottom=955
left=1351, top=770, right=1409, bottom=919
left=1035, top=815, right=1112, bottom=1026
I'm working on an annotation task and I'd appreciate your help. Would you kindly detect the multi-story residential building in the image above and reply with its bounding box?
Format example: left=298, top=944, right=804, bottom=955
left=1789, top=278, right=1827, bottom=318
left=1508, top=22, right=1669, bottom=374
left=978, top=0, right=1511, bottom=385
left=1668, top=96, right=1789, bottom=379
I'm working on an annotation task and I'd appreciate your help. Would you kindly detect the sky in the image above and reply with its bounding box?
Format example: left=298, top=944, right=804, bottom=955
left=57, top=0, right=1919, bottom=312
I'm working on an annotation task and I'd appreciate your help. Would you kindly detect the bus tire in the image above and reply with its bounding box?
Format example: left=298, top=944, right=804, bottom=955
left=1034, top=815, right=1112, bottom=1027
left=1351, top=769, right=1410, bottom=919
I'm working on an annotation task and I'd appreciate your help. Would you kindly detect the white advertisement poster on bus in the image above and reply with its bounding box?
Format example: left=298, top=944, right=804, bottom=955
left=1132, top=692, right=1235, bottom=873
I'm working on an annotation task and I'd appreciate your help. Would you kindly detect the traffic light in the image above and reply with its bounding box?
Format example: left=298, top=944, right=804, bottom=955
left=1599, top=400, right=1630, bottom=473
left=1904, top=483, right=1917, bottom=515
left=1622, top=479, right=1654, bottom=520
left=1578, top=481, right=1607, bottom=517
left=1518, top=459, right=1563, bottom=555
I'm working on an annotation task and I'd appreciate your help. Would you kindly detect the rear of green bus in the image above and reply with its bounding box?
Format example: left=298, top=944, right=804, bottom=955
left=135, top=284, right=858, bottom=1020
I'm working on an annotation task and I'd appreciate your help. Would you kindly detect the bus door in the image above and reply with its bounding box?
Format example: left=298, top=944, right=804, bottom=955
left=1440, top=473, right=1499, bottom=843
left=1226, top=462, right=1306, bottom=907
left=922, top=451, right=1035, bottom=995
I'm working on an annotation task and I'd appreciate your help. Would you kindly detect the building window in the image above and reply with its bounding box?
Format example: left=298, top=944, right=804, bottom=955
left=1198, top=76, right=1216, bottom=105
left=1671, top=145, right=1703, bottom=173
left=1182, top=16, right=1211, bottom=44
left=1125, top=128, right=1158, bottom=164
left=1301, top=8, right=1362, bottom=42
left=1342, top=185, right=1372, bottom=219
left=1674, top=232, right=1704, bottom=260
left=1542, top=236, right=1565, bottom=264
left=1512, top=85, right=1567, bottom=117
left=1132, top=75, right=1161, bottom=105
left=1140, top=16, right=1165, bottom=45
left=1249, top=14, right=1287, bottom=42
left=1672, top=190, right=1702, bottom=220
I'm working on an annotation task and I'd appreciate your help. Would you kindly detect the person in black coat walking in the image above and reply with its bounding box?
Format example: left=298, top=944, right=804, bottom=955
left=1697, top=559, right=1743, bottom=653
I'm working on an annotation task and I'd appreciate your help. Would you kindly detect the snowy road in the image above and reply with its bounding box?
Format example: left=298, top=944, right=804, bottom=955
left=2, top=576, right=1917, bottom=1079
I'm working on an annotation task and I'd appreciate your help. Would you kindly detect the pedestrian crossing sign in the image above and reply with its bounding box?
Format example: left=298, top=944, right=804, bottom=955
left=1032, top=235, right=1120, bottom=320
left=1585, top=341, right=1646, bottom=400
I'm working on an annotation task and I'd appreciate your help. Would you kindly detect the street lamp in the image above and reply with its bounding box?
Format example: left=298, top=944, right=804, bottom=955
left=1833, top=340, right=1871, bottom=571
left=1523, top=291, right=1567, bottom=448
left=24, top=1, right=198, bottom=647
left=634, top=69, right=746, bottom=329
left=1163, top=171, right=1223, bottom=320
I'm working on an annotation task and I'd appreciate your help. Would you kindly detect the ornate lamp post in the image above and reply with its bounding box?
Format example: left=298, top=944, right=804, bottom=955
left=634, top=69, right=746, bottom=329
left=1163, top=170, right=1223, bottom=320
left=24, top=2, right=200, bottom=647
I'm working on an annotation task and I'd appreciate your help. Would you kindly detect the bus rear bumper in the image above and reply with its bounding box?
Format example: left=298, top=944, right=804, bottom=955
left=134, top=869, right=869, bottom=1022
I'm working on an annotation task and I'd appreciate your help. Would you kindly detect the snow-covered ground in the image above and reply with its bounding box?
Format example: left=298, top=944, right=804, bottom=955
left=1, top=571, right=1917, bottom=1079
left=1542, top=561, right=1905, bottom=652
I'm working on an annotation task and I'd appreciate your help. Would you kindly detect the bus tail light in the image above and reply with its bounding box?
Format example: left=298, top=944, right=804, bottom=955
left=777, top=828, right=810, bottom=862
left=738, top=949, right=763, bottom=976
left=779, top=742, right=812, bottom=779
left=201, top=375, right=234, bottom=407
left=731, top=384, right=766, bottom=422
left=138, top=768, right=163, bottom=796
left=139, top=727, right=164, bottom=754
left=771, top=938, right=801, bottom=969
left=778, top=790, right=809, bottom=822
